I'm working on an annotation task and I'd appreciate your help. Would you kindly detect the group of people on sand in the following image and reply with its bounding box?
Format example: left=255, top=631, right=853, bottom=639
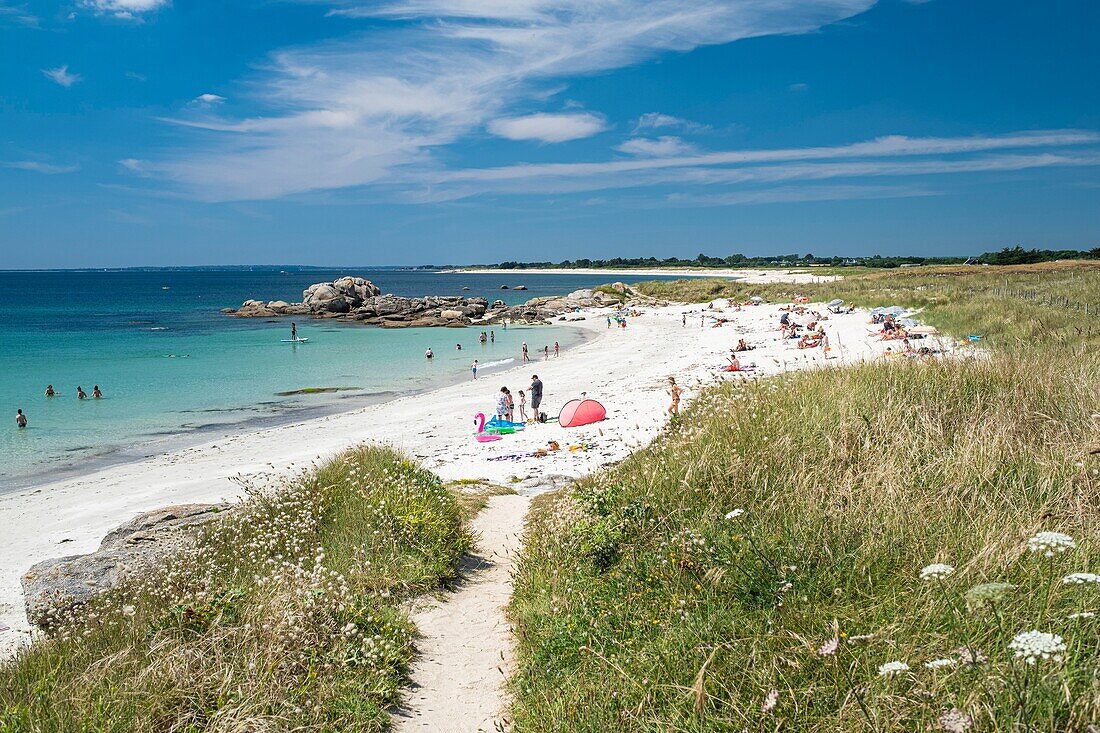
left=15, top=384, right=104, bottom=428
left=494, top=374, right=544, bottom=423
left=521, top=341, right=559, bottom=363
left=778, top=307, right=831, bottom=350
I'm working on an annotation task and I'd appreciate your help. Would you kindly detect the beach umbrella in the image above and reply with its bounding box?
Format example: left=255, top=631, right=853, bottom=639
left=749, top=295, right=765, bottom=302
left=827, top=298, right=844, bottom=308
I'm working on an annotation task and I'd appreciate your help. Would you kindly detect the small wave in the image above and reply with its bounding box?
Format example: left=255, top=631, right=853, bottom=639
left=149, top=326, right=168, bottom=331
left=480, top=358, right=515, bottom=369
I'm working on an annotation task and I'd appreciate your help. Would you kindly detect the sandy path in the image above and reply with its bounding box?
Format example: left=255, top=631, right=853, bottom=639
left=392, top=493, right=528, bottom=732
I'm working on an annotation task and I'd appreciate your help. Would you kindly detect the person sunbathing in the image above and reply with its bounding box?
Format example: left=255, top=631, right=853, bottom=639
left=798, top=335, right=822, bottom=349
left=722, top=354, right=755, bottom=372
left=735, top=338, right=753, bottom=352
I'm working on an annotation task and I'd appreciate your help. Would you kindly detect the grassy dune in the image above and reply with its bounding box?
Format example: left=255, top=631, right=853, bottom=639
left=0, top=447, right=472, bottom=732
left=511, top=265, right=1100, bottom=731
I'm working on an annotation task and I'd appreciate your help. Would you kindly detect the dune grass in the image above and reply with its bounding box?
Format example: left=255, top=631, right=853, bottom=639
left=511, top=265, right=1100, bottom=731
left=0, top=446, right=472, bottom=732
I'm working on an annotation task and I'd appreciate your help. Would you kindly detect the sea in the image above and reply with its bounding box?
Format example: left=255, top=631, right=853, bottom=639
left=0, top=268, right=679, bottom=489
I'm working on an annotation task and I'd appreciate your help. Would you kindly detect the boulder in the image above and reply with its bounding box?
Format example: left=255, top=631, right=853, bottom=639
left=440, top=309, right=464, bottom=320
left=22, top=503, right=228, bottom=631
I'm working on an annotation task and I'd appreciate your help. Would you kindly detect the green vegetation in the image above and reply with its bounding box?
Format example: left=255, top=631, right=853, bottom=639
left=510, top=263, right=1100, bottom=731
left=485, top=246, right=1100, bottom=271
left=0, top=446, right=473, bottom=732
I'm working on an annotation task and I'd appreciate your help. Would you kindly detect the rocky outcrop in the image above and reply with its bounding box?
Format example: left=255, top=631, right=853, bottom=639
left=225, top=276, right=665, bottom=327
left=22, top=503, right=229, bottom=631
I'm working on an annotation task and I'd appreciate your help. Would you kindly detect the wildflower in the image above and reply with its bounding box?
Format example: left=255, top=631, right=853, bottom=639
left=120, top=605, right=136, bottom=618
left=761, top=689, right=779, bottom=713
left=817, top=637, right=839, bottom=657
left=952, top=646, right=987, bottom=666
left=724, top=509, right=745, bottom=521
left=920, top=563, right=955, bottom=581
left=964, top=582, right=1016, bottom=609
left=877, top=661, right=910, bottom=677
left=1027, top=531, right=1076, bottom=557
left=1062, top=572, right=1100, bottom=585
left=938, top=708, right=972, bottom=732
left=924, top=658, right=958, bottom=670
left=1008, top=630, right=1066, bottom=664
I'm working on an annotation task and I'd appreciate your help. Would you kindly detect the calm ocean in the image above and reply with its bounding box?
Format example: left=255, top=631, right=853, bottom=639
left=0, top=268, right=672, bottom=488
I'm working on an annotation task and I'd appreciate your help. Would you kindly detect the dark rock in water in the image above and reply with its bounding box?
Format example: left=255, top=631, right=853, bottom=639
left=23, top=503, right=229, bottom=631
left=500, top=285, right=509, bottom=289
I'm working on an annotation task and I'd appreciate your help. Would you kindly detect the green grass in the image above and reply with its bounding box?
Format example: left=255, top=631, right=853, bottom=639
left=0, top=446, right=473, bottom=732
left=512, top=264, right=1100, bottom=731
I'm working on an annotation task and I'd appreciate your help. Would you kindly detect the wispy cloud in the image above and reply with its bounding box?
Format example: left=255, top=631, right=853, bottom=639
left=42, top=65, right=82, bottom=88
left=633, top=112, right=710, bottom=134
left=130, top=0, right=877, bottom=200
left=82, top=0, right=169, bottom=20
left=0, top=1, right=38, bottom=27
left=617, top=136, right=696, bottom=157
left=489, top=112, right=607, bottom=143
left=1, top=160, right=80, bottom=174
left=192, top=93, right=226, bottom=105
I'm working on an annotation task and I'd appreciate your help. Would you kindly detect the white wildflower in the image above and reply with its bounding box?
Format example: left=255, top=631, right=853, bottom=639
left=919, top=563, right=955, bottom=581
left=938, top=708, right=972, bottom=732
left=1008, top=630, right=1066, bottom=664
left=877, top=660, right=910, bottom=677
left=120, top=605, right=136, bottom=618
left=817, top=637, right=839, bottom=657
left=1027, top=531, right=1076, bottom=557
left=724, top=509, right=745, bottom=521
left=761, top=688, right=779, bottom=713
left=924, top=658, right=958, bottom=670
left=1062, top=572, right=1100, bottom=585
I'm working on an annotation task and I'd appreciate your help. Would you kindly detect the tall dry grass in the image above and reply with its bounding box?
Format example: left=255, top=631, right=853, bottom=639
left=511, top=265, right=1100, bottom=731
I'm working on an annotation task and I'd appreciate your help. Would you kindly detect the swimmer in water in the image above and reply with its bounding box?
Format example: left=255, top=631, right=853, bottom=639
left=92, top=385, right=102, bottom=399
left=77, top=386, right=87, bottom=400
left=16, top=409, right=27, bottom=428
left=425, top=347, right=434, bottom=359
left=45, top=385, right=55, bottom=397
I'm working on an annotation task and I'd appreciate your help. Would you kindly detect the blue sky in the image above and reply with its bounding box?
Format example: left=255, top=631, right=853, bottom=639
left=1, top=0, right=1098, bottom=268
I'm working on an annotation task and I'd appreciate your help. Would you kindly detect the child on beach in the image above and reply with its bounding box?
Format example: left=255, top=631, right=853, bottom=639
left=471, top=360, right=478, bottom=379
left=517, top=390, right=527, bottom=421
left=522, top=342, right=530, bottom=362
left=554, top=341, right=560, bottom=358
left=506, top=388, right=514, bottom=421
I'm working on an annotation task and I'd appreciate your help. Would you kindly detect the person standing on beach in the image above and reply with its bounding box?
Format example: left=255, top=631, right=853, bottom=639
left=77, top=386, right=87, bottom=400
left=529, top=374, right=543, bottom=422
left=517, top=390, right=528, bottom=421
left=607, top=316, right=612, bottom=329
left=496, top=387, right=510, bottom=421
left=682, top=313, right=687, bottom=327
left=522, top=342, right=530, bottom=363
left=16, top=409, right=27, bottom=428
left=667, top=377, right=683, bottom=417
left=554, top=341, right=560, bottom=358
left=471, top=360, right=478, bottom=380
left=44, top=385, right=55, bottom=397
left=543, top=345, right=550, bottom=360
left=505, top=388, right=515, bottom=421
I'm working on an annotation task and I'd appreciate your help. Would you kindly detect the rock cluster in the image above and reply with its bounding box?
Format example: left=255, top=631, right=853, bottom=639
left=22, top=503, right=229, bottom=631
left=224, top=276, right=664, bottom=327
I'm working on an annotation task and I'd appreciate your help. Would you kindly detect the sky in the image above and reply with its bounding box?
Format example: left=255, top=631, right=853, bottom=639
left=1, top=0, right=1098, bottom=268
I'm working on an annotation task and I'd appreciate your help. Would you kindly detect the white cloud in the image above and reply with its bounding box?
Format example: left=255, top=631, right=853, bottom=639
left=193, top=93, right=226, bottom=105
left=789, top=82, right=809, bottom=92
left=132, top=0, right=878, bottom=200
left=83, top=0, right=169, bottom=18
left=42, top=65, right=81, bottom=87
left=633, top=113, right=709, bottom=134
left=489, top=112, right=607, bottom=143
left=1, top=160, right=80, bottom=174
left=617, top=136, right=695, bottom=157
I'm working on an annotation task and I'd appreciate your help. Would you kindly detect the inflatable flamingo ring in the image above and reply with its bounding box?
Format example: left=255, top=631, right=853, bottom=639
left=474, top=413, right=503, bottom=442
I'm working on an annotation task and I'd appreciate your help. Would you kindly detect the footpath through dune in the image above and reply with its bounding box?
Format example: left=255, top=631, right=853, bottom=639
left=391, top=493, right=529, bottom=733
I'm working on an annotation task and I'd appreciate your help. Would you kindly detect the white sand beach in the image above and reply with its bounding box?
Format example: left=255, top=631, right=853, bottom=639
left=0, top=299, right=930, bottom=657
left=442, top=266, right=840, bottom=283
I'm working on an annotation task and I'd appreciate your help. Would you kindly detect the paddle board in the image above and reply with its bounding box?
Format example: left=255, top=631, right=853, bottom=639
left=281, top=338, right=310, bottom=343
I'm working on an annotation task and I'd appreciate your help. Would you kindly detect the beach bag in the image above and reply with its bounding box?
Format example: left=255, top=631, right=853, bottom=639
left=539, top=412, right=548, bottom=423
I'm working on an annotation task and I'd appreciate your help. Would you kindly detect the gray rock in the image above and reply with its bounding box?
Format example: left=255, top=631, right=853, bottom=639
left=23, top=503, right=228, bottom=631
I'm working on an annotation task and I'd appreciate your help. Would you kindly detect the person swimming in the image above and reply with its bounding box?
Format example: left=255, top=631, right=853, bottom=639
left=76, top=386, right=87, bottom=400
left=16, top=409, right=27, bottom=428
left=92, top=385, right=102, bottom=399
left=425, top=347, right=434, bottom=359
left=44, top=385, right=55, bottom=397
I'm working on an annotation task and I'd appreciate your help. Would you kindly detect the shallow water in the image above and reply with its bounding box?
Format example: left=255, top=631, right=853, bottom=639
left=0, top=268, right=659, bottom=486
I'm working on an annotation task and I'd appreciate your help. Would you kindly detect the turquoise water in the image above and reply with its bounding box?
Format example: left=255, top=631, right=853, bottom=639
left=0, top=269, right=646, bottom=487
